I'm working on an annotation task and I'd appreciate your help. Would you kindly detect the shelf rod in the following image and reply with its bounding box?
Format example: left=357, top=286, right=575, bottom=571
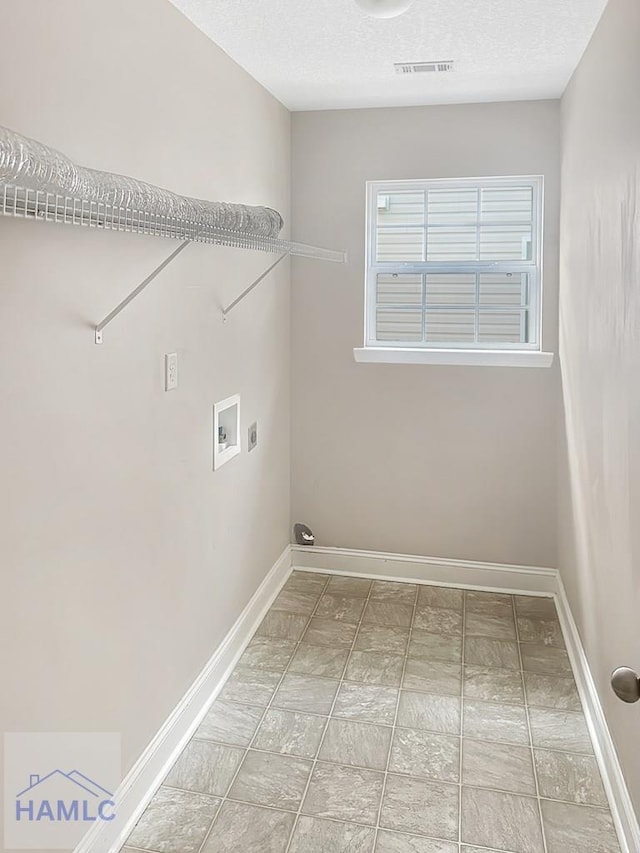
left=95, top=240, right=191, bottom=344
left=222, top=252, right=289, bottom=318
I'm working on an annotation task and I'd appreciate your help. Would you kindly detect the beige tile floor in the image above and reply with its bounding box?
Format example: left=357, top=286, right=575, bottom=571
left=122, top=572, right=622, bottom=853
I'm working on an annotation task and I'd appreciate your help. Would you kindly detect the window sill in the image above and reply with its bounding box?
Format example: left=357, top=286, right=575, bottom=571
left=353, top=347, right=555, bottom=368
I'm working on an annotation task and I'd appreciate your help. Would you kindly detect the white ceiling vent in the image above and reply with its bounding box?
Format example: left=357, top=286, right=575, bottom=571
left=394, top=60, right=455, bottom=75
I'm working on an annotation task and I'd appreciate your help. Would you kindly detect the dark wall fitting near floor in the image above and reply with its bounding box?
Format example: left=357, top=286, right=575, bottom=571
left=559, top=0, right=640, bottom=814
left=291, top=100, right=561, bottom=567
left=0, top=0, right=290, bottom=785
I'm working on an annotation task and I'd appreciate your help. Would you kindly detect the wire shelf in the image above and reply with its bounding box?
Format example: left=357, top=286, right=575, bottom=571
left=0, top=184, right=345, bottom=263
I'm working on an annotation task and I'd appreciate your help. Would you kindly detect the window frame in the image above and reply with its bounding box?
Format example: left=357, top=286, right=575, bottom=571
left=364, top=175, right=545, bottom=352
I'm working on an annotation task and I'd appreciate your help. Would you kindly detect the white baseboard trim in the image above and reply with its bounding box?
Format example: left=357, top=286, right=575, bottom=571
left=291, top=544, right=558, bottom=595
left=292, top=544, right=640, bottom=853
left=555, top=576, right=640, bottom=853
left=74, top=545, right=292, bottom=853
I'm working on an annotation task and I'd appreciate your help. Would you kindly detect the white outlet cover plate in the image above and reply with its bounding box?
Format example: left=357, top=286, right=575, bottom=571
left=165, top=353, right=178, bottom=391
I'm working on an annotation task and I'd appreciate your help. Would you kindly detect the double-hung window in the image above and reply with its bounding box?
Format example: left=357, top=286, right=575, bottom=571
left=359, top=176, right=551, bottom=366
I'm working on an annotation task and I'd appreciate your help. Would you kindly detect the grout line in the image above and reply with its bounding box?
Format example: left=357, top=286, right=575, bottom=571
left=235, top=637, right=570, bottom=677
left=513, top=594, right=550, bottom=853
left=233, top=654, right=572, bottom=678
left=191, top=716, right=598, bottom=761
left=226, top=665, right=580, bottom=715
left=282, top=577, right=380, bottom=853
left=125, top=831, right=557, bottom=853
left=160, top=766, right=614, bottom=813
left=124, top=822, right=577, bottom=853
left=459, top=589, right=467, bottom=847
left=371, top=582, right=421, bottom=851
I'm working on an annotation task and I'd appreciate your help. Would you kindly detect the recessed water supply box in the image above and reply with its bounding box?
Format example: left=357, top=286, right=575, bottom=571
left=213, top=394, right=241, bottom=470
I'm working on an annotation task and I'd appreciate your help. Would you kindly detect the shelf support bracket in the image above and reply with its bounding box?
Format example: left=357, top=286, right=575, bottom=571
left=95, top=240, right=191, bottom=343
left=222, top=252, right=289, bottom=319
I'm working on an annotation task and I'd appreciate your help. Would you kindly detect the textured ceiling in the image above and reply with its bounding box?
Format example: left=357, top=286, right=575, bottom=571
left=169, top=0, right=608, bottom=111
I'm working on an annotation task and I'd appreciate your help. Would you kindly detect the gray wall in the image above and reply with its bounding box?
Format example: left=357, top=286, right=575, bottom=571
left=0, top=0, right=290, bottom=780
left=559, top=0, right=640, bottom=811
left=291, top=101, right=560, bottom=566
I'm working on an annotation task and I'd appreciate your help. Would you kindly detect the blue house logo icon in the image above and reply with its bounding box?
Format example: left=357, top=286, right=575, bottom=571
left=15, top=770, right=116, bottom=823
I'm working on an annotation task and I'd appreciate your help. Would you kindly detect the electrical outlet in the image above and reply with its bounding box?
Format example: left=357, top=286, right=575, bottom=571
left=248, top=422, right=258, bottom=452
left=165, top=353, right=178, bottom=391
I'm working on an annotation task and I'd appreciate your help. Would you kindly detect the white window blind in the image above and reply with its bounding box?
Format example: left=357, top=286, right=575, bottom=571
left=366, top=176, right=544, bottom=350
